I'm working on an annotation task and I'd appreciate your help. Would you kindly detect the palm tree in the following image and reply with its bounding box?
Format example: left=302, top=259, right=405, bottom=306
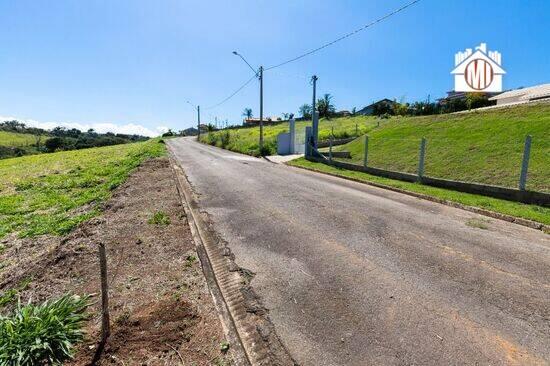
left=242, top=108, right=253, bottom=120
left=316, top=94, right=336, bottom=118
left=298, top=104, right=312, bottom=119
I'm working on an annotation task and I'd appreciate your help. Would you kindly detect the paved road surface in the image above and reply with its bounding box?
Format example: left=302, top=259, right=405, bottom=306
left=169, top=138, right=550, bottom=366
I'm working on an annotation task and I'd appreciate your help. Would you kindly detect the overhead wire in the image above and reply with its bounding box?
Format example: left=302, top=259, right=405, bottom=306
left=264, top=0, right=421, bottom=71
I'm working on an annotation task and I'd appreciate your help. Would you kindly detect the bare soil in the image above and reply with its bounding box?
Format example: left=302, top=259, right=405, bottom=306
left=0, top=157, right=231, bottom=365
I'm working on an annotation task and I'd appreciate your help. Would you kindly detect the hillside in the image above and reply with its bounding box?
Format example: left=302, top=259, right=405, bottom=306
left=200, top=116, right=379, bottom=156
left=0, top=130, right=43, bottom=147
left=0, top=139, right=165, bottom=238
left=332, top=103, right=549, bottom=192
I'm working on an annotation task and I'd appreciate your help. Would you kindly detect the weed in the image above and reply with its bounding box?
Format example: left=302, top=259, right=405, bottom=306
left=185, top=254, right=197, bottom=267
left=0, top=294, right=90, bottom=365
left=220, top=340, right=230, bottom=353
left=148, top=211, right=171, bottom=226
left=0, top=278, right=32, bottom=308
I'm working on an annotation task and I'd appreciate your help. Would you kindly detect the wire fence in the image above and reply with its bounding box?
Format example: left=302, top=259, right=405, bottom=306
left=329, top=135, right=549, bottom=193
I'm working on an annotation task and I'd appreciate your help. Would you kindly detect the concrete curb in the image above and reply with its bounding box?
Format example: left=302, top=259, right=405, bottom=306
left=287, top=162, right=549, bottom=234
left=169, top=153, right=274, bottom=365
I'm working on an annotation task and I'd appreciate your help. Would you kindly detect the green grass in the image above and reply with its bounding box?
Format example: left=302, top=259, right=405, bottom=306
left=200, top=116, right=378, bottom=156
left=333, top=103, right=550, bottom=192
left=0, top=294, right=90, bottom=365
left=0, top=131, right=44, bottom=147
left=289, top=158, right=550, bottom=226
left=0, top=139, right=165, bottom=239
left=148, top=210, right=170, bottom=226
left=0, top=279, right=31, bottom=308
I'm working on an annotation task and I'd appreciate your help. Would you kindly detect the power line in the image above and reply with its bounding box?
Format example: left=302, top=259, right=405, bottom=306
left=264, top=0, right=420, bottom=71
left=202, top=74, right=257, bottom=110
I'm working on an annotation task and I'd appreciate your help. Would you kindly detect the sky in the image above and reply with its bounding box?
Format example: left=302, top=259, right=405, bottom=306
left=1, top=0, right=549, bottom=136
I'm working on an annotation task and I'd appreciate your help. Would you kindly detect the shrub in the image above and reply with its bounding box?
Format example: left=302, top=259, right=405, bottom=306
left=0, top=294, right=90, bottom=365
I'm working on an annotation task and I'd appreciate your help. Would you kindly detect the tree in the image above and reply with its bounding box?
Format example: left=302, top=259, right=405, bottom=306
left=351, top=107, right=356, bottom=115
left=242, top=108, right=253, bottom=119
left=316, top=93, right=336, bottom=118
left=298, top=104, right=312, bottom=119
left=45, top=137, right=65, bottom=152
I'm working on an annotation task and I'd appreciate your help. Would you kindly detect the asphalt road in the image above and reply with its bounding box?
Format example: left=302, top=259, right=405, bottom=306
left=169, top=138, right=550, bottom=366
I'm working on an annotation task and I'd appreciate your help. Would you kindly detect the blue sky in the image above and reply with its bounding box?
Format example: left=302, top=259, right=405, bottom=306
left=1, top=0, right=548, bottom=135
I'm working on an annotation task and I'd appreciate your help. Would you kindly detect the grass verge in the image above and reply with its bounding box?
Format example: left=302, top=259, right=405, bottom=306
left=288, top=158, right=550, bottom=226
left=0, top=139, right=165, bottom=238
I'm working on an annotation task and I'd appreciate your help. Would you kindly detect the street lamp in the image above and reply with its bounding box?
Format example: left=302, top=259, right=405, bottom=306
left=187, top=101, right=200, bottom=140
left=233, top=51, right=264, bottom=154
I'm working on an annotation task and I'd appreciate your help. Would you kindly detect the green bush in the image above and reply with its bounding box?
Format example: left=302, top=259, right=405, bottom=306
left=0, top=294, right=90, bottom=365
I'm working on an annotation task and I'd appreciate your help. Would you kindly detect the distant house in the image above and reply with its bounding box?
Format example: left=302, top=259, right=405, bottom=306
left=489, top=83, right=550, bottom=106
left=438, top=90, right=500, bottom=105
left=243, top=117, right=280, bottom=126
left=333, top=110, right=351, bottom=117
left=357, top=99, right=396, bottom=116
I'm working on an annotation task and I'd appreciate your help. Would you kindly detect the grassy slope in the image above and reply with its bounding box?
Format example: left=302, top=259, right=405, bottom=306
left=0, top=139, right=165, bottom=238
left=0, top=131, right=44, bottom=147
left=289, top=158, right=550, bottom=226
left=334, top=103, right=550, bottom=192
left=200, top=115, right=379, bottom=156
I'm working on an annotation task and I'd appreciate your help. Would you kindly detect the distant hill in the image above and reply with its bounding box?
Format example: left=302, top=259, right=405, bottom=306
left=0, top=120, right=149, bottom=159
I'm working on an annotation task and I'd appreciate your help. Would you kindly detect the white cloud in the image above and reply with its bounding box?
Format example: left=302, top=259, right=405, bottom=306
left=0, top=115, right=162, bottom=137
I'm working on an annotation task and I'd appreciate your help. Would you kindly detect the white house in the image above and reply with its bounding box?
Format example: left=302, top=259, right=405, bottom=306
left=489, top=83, right=550, bottom=106
left=451, top=43, right=505, bottom=93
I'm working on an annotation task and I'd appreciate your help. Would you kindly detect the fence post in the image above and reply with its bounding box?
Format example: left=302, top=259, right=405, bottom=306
left=417, top=137, right=426, bottom=182
left=329, top=136, right=333, bottom=162
left=519, top=135, right=532, bottom=191
left=331, top=126, right=334, bottom=138
left=363, top=135, right=369, bottom=167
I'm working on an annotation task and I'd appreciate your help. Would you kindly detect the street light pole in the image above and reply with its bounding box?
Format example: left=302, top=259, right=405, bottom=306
left=259, top=66, right=264, bottom=153
left=197, top=105, right=201, bottom=140
left=232, top=51, right=264, bottom=155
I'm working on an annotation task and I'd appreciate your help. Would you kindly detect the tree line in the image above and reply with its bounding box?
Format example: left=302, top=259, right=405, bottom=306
left=0, top=120, right=149, bottom=159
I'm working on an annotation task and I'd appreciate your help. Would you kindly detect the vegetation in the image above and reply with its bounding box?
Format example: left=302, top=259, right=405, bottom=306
left=0, top=294, right=90, bottom=365
left=288, top=158, right=550, bottom=225
left=0, top=139, right=165, bottom=239
left=299, top=104, right=312, bottom=119
left=316, top=93, right=336, bottom=118
left=332, top=103, right=549, bottom=192
left=200, top=115, right=377, bottom=156
left=0, top=120, right=149, bottom=159
left=148, top=211, right=171, bottom=226
left=242, top=108, right=253, bottom=119
left=0, top=279, right=31, bottom=308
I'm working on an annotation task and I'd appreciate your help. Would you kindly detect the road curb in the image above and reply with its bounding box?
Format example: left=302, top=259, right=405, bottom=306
left=168, top=151, right=283, bottom=366
left=287, top=162, right=549, bottom=234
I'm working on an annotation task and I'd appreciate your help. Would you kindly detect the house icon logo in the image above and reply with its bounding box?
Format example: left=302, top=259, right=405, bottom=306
left=451, top=43, right=505, bottom=92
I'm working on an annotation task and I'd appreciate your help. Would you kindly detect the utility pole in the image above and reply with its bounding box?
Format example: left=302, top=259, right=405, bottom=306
left=311, top=75, right=318, bottom=148
left=259, top=66, right=264, bottom=154
left=197, top=105, right=201, bottom=140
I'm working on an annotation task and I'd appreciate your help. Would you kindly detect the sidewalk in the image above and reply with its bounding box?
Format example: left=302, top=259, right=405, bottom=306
left=264, top=154, right=303, bottom=164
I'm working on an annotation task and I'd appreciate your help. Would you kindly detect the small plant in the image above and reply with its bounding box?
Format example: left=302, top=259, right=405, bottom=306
left=0, top=294, right=90, bottom=365
left=0, top=278, right=32, bottom=308
left=185, top=254, right=197, bottom=267
left=220, top=340, right=230, bottom=353
left=148, top=211, right=171, bottom=226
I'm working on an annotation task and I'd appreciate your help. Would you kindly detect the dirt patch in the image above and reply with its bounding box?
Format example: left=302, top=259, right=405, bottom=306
left=0, top=158, right=231, bottom=365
